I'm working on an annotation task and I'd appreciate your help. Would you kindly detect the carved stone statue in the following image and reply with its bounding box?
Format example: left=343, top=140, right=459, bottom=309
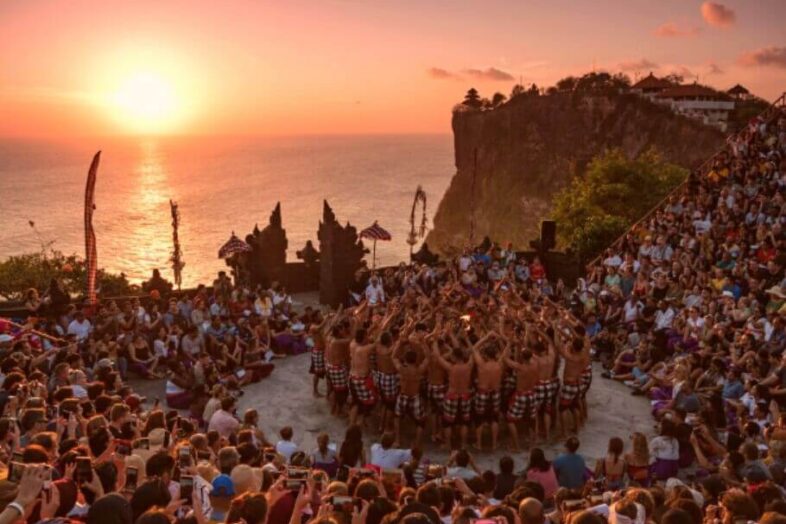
left=411, top=242, right=440, bottom=266
left=239, top=202, right=288, bottom=288
left=318, top=200, right=368, bottom=307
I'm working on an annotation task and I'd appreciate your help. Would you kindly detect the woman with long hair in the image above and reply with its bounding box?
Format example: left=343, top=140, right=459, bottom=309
left=311, top=432, right=338, bottom=478
left=338, top=424, right=366, bottom=470
left=524, top=447, right=559, bottom=501
left=625, top=432, right=650, bottom=486
left=595, top=437, right=626, bottom=489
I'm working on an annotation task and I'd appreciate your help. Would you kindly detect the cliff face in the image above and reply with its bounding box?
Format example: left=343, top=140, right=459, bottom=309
left=426, top=92, right=725, bottom=252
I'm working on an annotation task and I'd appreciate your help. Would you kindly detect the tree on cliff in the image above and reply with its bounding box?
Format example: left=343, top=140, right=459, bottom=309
left=574, top=72, right=630, bottom=93
left=551, top=148, right=688, bottom=260
left=462, top=88, right=482, bottom=108
left=491, top=92, right=507, bottom=107
left=0, top=250, right=132, bottom=301
left=509, top=84, right=526, bottom=99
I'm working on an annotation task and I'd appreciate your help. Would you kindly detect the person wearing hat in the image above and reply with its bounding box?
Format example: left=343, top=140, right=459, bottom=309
left=766, top=285, right=786, bottom=313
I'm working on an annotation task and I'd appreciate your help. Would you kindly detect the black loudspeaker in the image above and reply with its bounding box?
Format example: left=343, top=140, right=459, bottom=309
left=541, top=220, right=556, bottom=251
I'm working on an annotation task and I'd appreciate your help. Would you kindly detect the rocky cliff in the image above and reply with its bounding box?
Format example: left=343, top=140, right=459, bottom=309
left=426, top=92, right=725, bottom=252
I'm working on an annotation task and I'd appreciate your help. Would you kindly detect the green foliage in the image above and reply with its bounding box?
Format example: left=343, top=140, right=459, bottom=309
left=727, top=96, right=770, bottom=133
left=551, top=148, right=688, bottom=260
left=0, top=250, right=132, bottom=301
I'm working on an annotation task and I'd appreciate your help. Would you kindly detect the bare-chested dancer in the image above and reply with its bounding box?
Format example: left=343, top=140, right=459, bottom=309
left=426, top=337, right=449, bottom=444
left=349, top=327, right=378, bottom=427
left=471, top=332, right=506, bottom=451
left=531, top=321, right=559, bottom=443
left=392, top=345, right=430, bottom=448
left=553, top=317, right=591, bottom=434
left=325, top=309, right=356, bottom=417
left=432, top=341, right=474, bottom=450
left=376, top=331, right=400, bottom=432
left=504, top=340, right=539, bottom=451
left=309, top=314, right=331, bottom=397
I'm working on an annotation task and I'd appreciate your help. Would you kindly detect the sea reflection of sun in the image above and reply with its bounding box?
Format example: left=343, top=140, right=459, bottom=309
left=129, top=140, right=172, bottom=280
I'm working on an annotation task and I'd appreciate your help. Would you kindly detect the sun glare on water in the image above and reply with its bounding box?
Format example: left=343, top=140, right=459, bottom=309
left=111, top=72, right=184, bottom=134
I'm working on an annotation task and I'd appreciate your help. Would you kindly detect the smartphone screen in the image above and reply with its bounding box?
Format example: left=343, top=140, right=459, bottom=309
left=135, top=438, right=150, bottom=450
left=126, top=467, right=139, bottom=491
left=76, top=457, right=93, bottom=483
left=331, top=496, right=355, bottom=513
left=180, top=475, right=194, bottom=501
left=179, top=447, right=191, bottom=468
left=115, top=440, right=131, bottom=456
left=8, top=462, right=24, bottom=483
left=285, top=479, right=305, bottom=490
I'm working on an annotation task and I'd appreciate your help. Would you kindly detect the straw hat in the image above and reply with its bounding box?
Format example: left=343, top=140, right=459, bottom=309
left=766, top=286, right=786, bottom=300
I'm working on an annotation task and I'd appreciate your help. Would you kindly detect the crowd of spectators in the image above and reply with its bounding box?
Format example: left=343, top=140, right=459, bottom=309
left=0, top=102, right=783, bottom=524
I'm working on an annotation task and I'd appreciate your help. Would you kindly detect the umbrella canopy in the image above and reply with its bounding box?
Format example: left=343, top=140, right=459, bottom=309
left=218, top=232, right=252, bottom=259
left=360, top=221, right=392, bottom=241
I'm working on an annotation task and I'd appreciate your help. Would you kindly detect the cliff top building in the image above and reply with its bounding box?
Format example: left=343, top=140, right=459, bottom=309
left=630, top=72, right=674, bottom=99
left=727, top=83, right=752, bottom=100
left=629, top=73, right=737, bottom=131
left=654, top=83, right=735, bottom=132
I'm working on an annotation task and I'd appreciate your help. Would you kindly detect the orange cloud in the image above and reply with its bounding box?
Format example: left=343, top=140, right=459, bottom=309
left=653, top=22, right=700, bottom=38
left=618, top=58, right=659, bottom=72
left=427, top=67, right=458, bottom=80
left=737, top=46, right=786, bottom=69
left=463, top=67, right=515, bottom=81
left=428, top=67, right=515, bottom=82
left=701, top=2, right=735, bottom=27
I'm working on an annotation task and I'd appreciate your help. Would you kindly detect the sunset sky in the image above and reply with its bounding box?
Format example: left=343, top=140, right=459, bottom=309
left=1, top=0, right=784, bottom=138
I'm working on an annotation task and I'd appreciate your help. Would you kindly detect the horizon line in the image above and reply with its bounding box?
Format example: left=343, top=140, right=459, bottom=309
left=0, top=130, right=453, bottom=142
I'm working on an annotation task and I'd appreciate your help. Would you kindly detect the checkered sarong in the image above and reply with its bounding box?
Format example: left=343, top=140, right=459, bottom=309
left=376, top=371, right=400, bottom=405
left=579, top=364, right=593, bottom=397
left=395, top=394, right=425, bottom=421
left=442, top=392, right=471, bottom=424
left=559, top=380, right=581, bottom=408
left=350, top=374, right=377, bottom=406
left=428, top=383, right=447, bottom=412
left=309, top=348, right=326, bottom=377
left=473, top=389, right=501, bottom=421
left=506, top=390, right=536, bottom=422
left=535, top=378, right=560, bottom=414
left=326, top=363, right=349, bottom=391
left=502, top=370, right=517, bottom=399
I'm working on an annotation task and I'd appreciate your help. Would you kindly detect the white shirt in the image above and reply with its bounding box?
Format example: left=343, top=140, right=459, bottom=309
left=446, top=466, right=478, bottom=480
left=67, top=319, right=92, bottom=341
left=654, top=308, right=675, bottom=330
left=276, top=440, right=299, bottom=462
left=365, top=283, right=385, bottom=305
left=623, top=301, right=642, bottom=323
left=603, top=255, right=622, bottom=268
left=650, top=436, right=679, bottom=460
left=370, top=443, right=411, bottom=469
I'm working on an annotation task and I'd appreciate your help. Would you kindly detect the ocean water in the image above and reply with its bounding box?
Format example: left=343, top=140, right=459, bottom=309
left=0, top=135, right=454, bottom=287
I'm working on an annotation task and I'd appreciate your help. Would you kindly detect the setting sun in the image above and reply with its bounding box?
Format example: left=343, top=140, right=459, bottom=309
left=111, top=72, right=183, bottom=134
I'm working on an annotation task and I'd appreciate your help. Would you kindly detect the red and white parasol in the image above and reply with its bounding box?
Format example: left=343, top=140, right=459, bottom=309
left=360, top=221, right=391, bottom=269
